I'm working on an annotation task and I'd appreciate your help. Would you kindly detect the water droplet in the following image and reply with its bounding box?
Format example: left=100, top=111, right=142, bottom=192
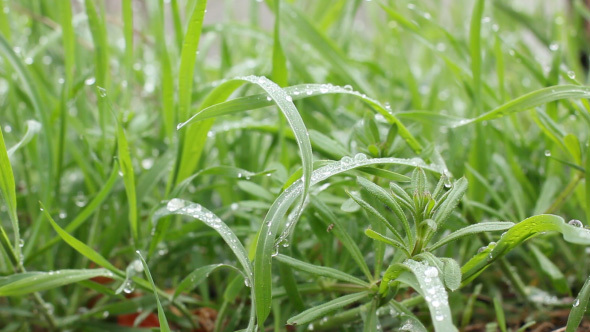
left=237, top=173, right=243, bottom=178
left=567, top=71, right=576, bottom=79
left=568, top=219, right=583, bottom=227
left=230, top=203, right=239, bottom=211
left=96, top=86, right=107, bottom=97
left=573, top=298, right=580, bottom=307
left=244, top=277, right=251, bottom=287
left=306, top=90, right=312, bottom=95
left=435, top=314, right=444, bottom=321
left=424, top=267, right=438, bottom=278
left=549, top=43, right=559, bottom=51
left=85, top=77, right=96, bottom=86
left=354, top=153, right=367, bottom=161
left=266, top=96, right=272, bottom=101
left=118, top=170, right=124, bottom=177
left=102, top=311, right=109, bottom=318
left=308, top=323, right=314, bottom=331
left=343, top=85, right=353, bottom=91
left=58, top=78, right=65, bottom=84
left=167, top=198, right=185, bottom=211
left=544, top=150, right=551, bottom=157
left=340, top=156, right=352, bottom=165
left=285, top=95, right=293, bottom=102
left=271, top=246, right=279, bottom=257
left=122, top=280, right=135, bottom=294
left=59, top=211, right=67, bottom=219
left=19, top=239, right=24, bottom=248
left=24, top=57, right=33, bottom=65
left=40, top=207, right=44, bottom=211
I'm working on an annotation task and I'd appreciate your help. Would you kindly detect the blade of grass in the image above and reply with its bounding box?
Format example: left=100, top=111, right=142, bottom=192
left=0, top=124, right=18, bottom=266
left=0, top=269, right=115, bottom=296
left=116, top=125, right=138, bottom=244
left=566, top=273, right=590, bottom=332
left=286, top=292, right=369, bottom=326
left=274, top=254, right=369, bottom=287
left=136, top=251, right=171, bottom=332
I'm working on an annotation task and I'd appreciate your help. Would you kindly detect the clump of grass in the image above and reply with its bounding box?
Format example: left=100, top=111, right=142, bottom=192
left=0, top=0, right=590, bottom=331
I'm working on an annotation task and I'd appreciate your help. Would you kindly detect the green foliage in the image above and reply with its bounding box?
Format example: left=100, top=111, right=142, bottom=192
left=0, top=0, right=589, bottom=331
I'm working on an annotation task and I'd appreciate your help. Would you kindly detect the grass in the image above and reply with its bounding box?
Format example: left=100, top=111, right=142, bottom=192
left=0, top=0, right=590, bottom=331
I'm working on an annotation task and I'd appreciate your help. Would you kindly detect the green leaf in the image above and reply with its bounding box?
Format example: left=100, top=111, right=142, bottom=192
left=117, top=125, right=138, bottom=243
left=271, top=0, right=288, bottom=87
left=529, top=244, right=570, bottom=295
left=286, top=292, right=369, bottom=326
left=0, top=269, right=115, bottom=296
left=0, top=122, right=18, bottom=265
left=433, top=177, right=467, bottom=227
left=41, top=203, right=121, bottom=275
left=462, top=214, right=590, bottom=284
left=30, top=164, right=120, bottom=259
left=566, top=273, right=590, bottom=332
left=274, top=254, right=369, bottom=287
left=440, top=258, right=462, bottom=291
left=428, top=221, right=514, bottom=250
left=136, top=252, right=171, bottom=332
left=364, top=229, right=410, bottom=256
left=564, top=134, right=582, bottom=164
left=348, top=191, right=404, bottom=244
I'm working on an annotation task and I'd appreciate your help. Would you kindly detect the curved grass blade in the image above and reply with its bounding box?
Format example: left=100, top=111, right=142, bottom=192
left=136, top=251, right=171, bottom=332
left=461, top=214, right=590, bottom=284
left=254, top=156, right=443, bottom=324
left=180, top=75, right=313, bottom=201
left=152, top=198, right=256, bottom=331
left=286, top=292, right=369, bottom=326
left=427, top=222, right=514, bottom=251
left=529, top=244, right=570, bottom=295
left=181, top=83, right=422, bottom=153
left=174, top=264, right=241, bottom=300
left=566, top=273, right=590, bottom=332
left=0, top=124, right=19, bottom=265
left=40, top=202, right=122, bottom=276
left=29, top=164, right=119, bottom=260
left=0, top=269, right=115, bottom=296
left=7, top=120, right=41, bottom=158
left=274, top=254, right=369, bottom=287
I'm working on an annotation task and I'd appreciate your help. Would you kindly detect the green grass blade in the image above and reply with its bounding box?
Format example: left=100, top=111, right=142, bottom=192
left=29, top=163, right=119, bottom=260
left=41, top=203, right=122, bottom=275
left=286, top=292, right=369, bottom=326
left=566, top=273, right=590, bottom=332
left=117, top=125, right=138, bottom=243
left=0, top=269, right=114, bottom=296
left=271, top=0, right=287, bottom=87
left=0, top=124, right=18, bottom=265
left=177, top=0, right=207, bottom=122
left=152, top=0, right=175, bottom=139
left=180, top=83, right=422, bottom=153
left=529, top=244, right=570, bottom=295
left=428, top=222, right=514, bottom=251
left=136, top=251, right=171, bottom=332
left=152, top=198, right=256, bottom=331
left=469, top=0, right=485, bottom=114
left=461, top=214, right=590, bottom=284
left=254, top=156, right=442, bottom=325
left=274, top=254, right=369, bottom=287
left=122, top=0, right=133, bottom=78
left=85, top=0, right=110, bottom=135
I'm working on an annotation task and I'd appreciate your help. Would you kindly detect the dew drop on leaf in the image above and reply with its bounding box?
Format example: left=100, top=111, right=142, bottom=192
left=568, top=219, right=583, bottom=227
